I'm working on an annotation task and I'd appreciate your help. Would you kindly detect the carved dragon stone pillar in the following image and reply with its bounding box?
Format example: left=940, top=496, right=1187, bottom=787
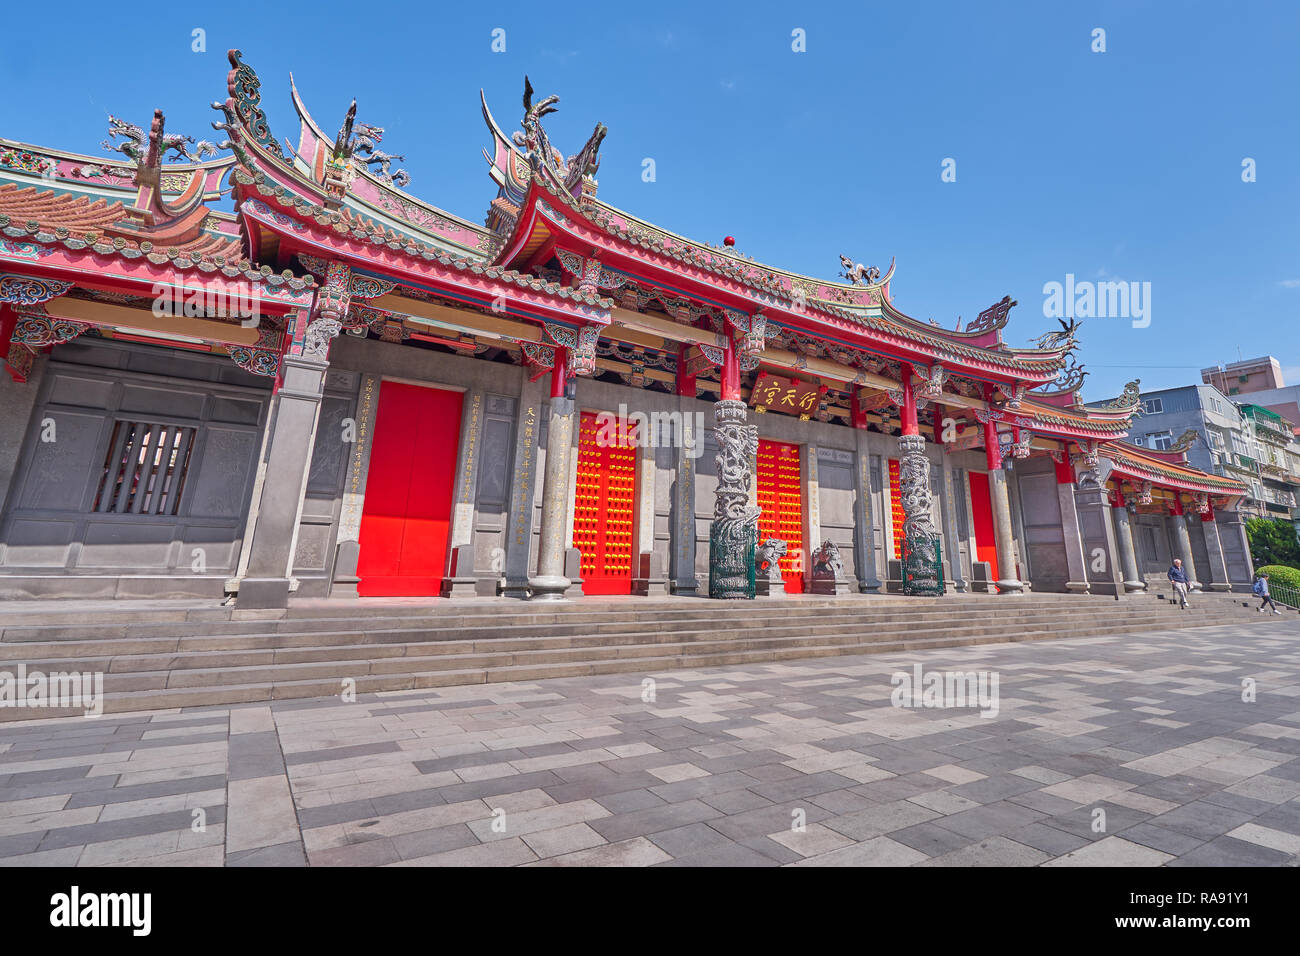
left=708, top=399, right=760, bottom=599
left=898, top=433, right=943, bottom=595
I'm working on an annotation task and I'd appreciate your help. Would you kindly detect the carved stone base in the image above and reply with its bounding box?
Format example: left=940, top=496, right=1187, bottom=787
left=440, top=545, right=479, bottom=598
left=632, top=551, right=668, bottom=597
left=561, top=547, right=584, bottom=599
left=810, top=577, right=852, bottom=596
left=330, top=540, right=361, bottom=599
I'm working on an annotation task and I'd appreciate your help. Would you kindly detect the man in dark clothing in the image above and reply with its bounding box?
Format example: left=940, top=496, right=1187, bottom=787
left=1168, top=559, right=1190, bottom=609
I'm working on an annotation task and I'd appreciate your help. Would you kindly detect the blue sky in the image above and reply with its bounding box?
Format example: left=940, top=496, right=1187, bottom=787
left=2, top=1, right=1297, bottom=401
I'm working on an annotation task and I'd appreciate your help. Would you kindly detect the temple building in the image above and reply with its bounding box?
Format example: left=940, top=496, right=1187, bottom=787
left=0, top=52, right=1254, bottom=607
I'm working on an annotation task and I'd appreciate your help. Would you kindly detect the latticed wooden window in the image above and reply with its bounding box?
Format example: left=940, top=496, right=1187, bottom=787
left=92, top=420, right=196, bottom=515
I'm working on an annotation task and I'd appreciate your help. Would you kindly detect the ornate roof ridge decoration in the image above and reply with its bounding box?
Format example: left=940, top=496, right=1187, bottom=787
left=236, top=176, right=611, bottom=311
left=1032, top=353, right=1089, bottom=399
left=1030, top=316, right=1083, bottom=352
left=966, top=295, right=1017, bottom=336
left=1103, top=440, right=1248, bottom=494
left=232, top=159, right=501, bottom=258
left=224, top=50, right=283, bottom=160
left=0, top=193, right=315, bottom=294
left=1170, top=428, right=1201, bottom=453
left=1, top=137, right=236, bottom=185
left=0, top=274, right=74, bottom=305
left=1097, top=378, right=1142, bottom=413
left=103, top=114, right=218, bottom=166
left=838, top=254, right=882, bottom=286
left=510, top=76, right=606, bottom=203
left=516, top=179, right=1068, bottom=377
left=327, top=100, right=410, bottom=195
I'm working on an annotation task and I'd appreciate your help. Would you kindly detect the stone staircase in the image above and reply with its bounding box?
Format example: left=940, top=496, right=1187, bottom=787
left=0, top=591, right=1272, bottom=720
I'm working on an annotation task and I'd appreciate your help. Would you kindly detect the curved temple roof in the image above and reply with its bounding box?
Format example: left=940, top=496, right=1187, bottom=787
left=0, top=50, right=1246, bottom=505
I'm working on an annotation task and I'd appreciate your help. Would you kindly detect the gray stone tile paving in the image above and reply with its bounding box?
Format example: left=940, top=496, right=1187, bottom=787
left=0, top=619, right=1298, bottom=866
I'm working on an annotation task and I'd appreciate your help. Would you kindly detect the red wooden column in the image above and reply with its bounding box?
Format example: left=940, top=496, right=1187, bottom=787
left=676, top=344, right=696, bottom=398
left=898, top=362, right=919, bottom=436
left=720, top=336, right=741, bottom=401
left=982, top=384, right=1002, bottom=472
left=550, top=344, right=569, bottom=399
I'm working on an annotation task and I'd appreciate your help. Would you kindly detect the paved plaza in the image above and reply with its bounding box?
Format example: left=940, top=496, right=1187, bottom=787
left=2, top=619, right=1299, bottom=867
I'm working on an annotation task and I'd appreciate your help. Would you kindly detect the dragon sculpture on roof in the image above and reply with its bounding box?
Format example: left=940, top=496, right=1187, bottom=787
left=513, top=76, right=606, bottom=197
left=838, top=255, right=881, bottom=286
left=331, top=100, right=410, bottom=188
left=103, top=114, right=217, bottom=163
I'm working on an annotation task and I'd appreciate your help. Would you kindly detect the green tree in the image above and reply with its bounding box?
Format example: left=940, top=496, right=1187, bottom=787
left=1246, top=517, right=1300, bottom=570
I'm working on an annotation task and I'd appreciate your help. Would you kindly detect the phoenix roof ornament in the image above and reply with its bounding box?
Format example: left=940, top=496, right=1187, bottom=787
left=1032, top=316, right=1082, bottom=351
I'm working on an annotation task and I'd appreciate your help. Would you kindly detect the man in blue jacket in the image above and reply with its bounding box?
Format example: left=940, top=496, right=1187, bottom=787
left=1253, top=573, right=1282, bottom=615
left=1168, top=558, right=1190, bottom=609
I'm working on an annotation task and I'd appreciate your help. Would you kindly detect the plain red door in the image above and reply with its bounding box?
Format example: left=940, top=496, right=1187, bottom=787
left=967, top=471, right=1001, bottom=586
left=357, top=381, right=462, bottom=596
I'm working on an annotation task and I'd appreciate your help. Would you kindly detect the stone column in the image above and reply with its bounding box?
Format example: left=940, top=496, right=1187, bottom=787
left=331, top=373, right=379, bottom=598
left=852, top=428, right=883, bottom=592
left=939, top=454, right=968, bottom=592
left=800, top=442, right=821, bottom=591
left=1054, top=456, right=1090, bottom=593
left=632, top=439, right=666, bottom=596
left=442, top=388, right=485, bottom=597
left=529, top=351, right=575, bottom=601
left=668, top=396, right=700, bottom=595
left=238, top=310, right=339, bottom=609
left=980, top=386, right=1022, bottom=594
left=1111, top=499, right=1145, bottom=592
left=708, top=399, right=759, bottom=599
left=898, top=433, right=943, bottom=594
left=988, top=467, right=1024, bottom=593
left=1168, top=502, right=1202, bottom=592
left=1199, top=507, right=1233, bottom=591
left=895, top=365, right=942, bottom=595
left=502, top=377, right=544, bottom=599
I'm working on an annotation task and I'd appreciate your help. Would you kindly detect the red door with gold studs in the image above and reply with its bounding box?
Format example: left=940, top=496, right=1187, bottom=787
left=572, top=411, right=637, bottom=595
left=356, top=380, right=462, bottom=596
left=756, top=439, right=804, bottom=593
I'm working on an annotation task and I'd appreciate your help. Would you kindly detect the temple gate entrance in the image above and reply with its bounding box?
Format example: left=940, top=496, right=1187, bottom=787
left=573, top=411, right=637, bottom=595
left=357, top=380, right=462, bottom=596
left=756, top=438, right=804, bottom=593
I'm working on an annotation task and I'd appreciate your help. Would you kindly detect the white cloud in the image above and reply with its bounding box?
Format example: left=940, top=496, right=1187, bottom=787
left=1279, top=279, right=1300, bottom=288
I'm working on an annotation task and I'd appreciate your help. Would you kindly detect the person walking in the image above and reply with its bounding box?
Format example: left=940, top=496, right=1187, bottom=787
left=1253, top=573, right=1283, bottom=615
left=1167, top=558, right=1191, bottom=609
